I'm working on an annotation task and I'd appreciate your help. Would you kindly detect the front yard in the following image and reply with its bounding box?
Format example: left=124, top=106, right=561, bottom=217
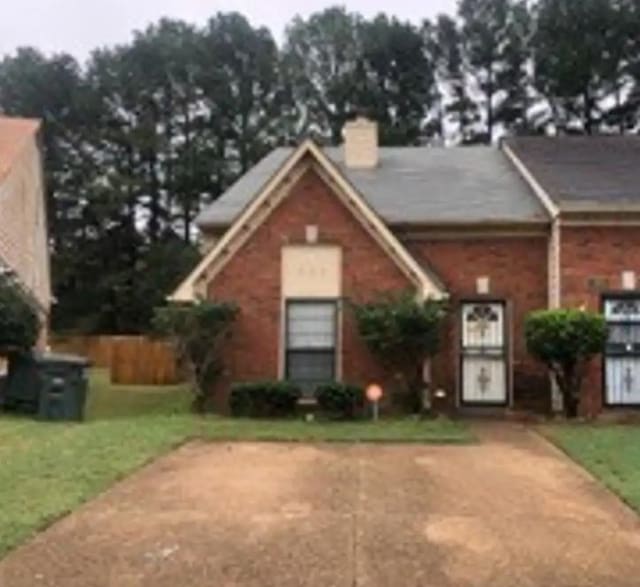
left=544, top=424, right=640, bottom=512
left=0, top=370, right=470, bottom=556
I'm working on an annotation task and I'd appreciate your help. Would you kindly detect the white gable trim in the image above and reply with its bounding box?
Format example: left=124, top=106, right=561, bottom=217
left=502, top=142, right=561, bottom=312
left=170, top=140, right=447, bottom=301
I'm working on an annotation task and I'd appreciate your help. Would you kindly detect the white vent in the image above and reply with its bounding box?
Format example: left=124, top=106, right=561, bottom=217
left=622, top=271, right=636, bottom=291
left=305, top=225, right=319, bottom=244
left=476, top=276, right=490, bottom=295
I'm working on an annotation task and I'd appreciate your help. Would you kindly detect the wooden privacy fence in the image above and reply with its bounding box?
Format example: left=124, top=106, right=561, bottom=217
left=50, top=335, right=182, bottom=385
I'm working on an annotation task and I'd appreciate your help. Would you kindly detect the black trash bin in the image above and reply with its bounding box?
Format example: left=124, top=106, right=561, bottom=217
left=2, top=352, right=90, bottom=421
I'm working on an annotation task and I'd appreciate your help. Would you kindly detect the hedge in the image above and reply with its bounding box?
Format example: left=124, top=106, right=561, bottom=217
left=229, top=381, right=301, bottom=418
left=315, top=382, right=364, bottom=420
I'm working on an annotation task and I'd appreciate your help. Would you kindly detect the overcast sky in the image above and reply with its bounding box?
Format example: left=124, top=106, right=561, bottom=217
left=1, top=0, right=457, bottom=62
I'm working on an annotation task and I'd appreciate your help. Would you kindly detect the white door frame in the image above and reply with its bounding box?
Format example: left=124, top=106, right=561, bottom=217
left=603, top=295, right=640, bottom=407
left=459, top=300, right=510, bottom=407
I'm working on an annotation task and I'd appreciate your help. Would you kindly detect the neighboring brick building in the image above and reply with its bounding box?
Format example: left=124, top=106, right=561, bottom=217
left=0, top=117, right=51, bottom=344
left=173, top=118, right=640, bottom=417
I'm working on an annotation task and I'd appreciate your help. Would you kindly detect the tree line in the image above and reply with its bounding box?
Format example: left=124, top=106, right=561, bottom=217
left=0, top=0, right=639, bottom=334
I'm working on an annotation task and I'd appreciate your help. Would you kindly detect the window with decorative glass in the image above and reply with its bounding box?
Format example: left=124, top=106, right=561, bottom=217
left=285, top=301, right=337, bottom=392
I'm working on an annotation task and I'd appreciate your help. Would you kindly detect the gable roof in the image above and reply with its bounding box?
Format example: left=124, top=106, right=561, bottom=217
left=196, top=145, right=548, bottom=229
left=504, top=136, right=640, bottom=212
left=171, top=140, right=448, bottom=302
left=0, top=117, right=41, bottom=184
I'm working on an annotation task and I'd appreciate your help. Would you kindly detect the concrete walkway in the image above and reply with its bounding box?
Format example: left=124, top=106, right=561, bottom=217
left=2, top=424, right=640, bottom=586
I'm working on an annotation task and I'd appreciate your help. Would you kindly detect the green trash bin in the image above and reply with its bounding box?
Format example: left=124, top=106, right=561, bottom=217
left=2, top=352, right=43, bottom=414
left=2, top=352, right=90, bottom=421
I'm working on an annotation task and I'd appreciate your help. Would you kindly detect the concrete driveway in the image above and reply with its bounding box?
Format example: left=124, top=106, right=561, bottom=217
left=2, top=424, right=640, bottom=587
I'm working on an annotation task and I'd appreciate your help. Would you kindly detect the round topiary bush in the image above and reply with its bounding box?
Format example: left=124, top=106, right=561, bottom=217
left=525, top=308, right=608, bottom=418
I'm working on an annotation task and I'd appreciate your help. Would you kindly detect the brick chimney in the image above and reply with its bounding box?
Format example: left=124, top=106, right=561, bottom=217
left=343, top=116, right=379, bottom=169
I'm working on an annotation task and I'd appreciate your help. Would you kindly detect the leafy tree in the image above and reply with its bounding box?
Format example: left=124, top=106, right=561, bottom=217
left=458, top=0, right=535, bottom=142
left=54, top=37, right=204, bottom=333
left=458, top=0, right=509, bottom=143
left=604, top=0, right=640, bottom=133
left=153, top=301, right=238, bottom=411
left=353, top=293, right=447, bottom=412
left=283, top=7, right=366, bottom=143
left=533, top=0, right=632, bottom=134
left=359, top=15, right=437, bottom=145
left=285, top=8, right=438, bottom=145
left=199, top=13, right=284, bottom=176
left=431, top=15, right=481, bottom=144
left=0, top=275, right=40, bottom=354
left=525, top=309, right=608, bottom=418
left=494, top=1, right=534, bottom=134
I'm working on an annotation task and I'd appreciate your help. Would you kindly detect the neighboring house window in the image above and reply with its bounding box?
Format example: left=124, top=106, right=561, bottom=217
left=285, top=301, right=337, bottom=390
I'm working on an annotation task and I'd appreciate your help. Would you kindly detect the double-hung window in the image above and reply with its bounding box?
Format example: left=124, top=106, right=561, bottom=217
left=285, top=301, right=337, bottom=391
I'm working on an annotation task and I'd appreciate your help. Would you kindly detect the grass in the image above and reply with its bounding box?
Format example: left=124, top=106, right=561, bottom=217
left=0, top=370, right=470, bottom=556
left=198, top=415, right=470, bottom=443
left=544, top=424, right=640, bottom=512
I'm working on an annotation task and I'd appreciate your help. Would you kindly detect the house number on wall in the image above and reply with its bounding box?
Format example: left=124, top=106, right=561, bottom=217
left=295, top=265, right=328, bottom=279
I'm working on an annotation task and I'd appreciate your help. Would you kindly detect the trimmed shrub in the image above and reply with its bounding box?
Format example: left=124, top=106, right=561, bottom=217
left=525, top=308, right=608, bottom=418
left=229, top=381, right=301, bottom=418
left=153, top=301, right=238, bottom=412
left=315, top=382, right=364, bottom=420
left=353, top=292, right=447, bottom=412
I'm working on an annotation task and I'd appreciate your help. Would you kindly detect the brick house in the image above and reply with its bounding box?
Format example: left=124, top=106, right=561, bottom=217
left=0, top=117, right=51, bottom=344
left=173, top=118, right=640, bottom=417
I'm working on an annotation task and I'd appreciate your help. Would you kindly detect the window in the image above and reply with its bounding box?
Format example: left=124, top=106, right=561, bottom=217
left=285, top=301, right=337, bottom=390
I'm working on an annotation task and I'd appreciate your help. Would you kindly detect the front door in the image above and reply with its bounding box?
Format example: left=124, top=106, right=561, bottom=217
left=460, top=302, right=508, bottom=405
left=604, top=297, right=640, bottom=405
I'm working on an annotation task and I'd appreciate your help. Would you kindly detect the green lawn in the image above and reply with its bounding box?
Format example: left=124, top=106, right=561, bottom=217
left=544, top=424, right=640, bottom=512
left=0, top=370, right=470, bottom=556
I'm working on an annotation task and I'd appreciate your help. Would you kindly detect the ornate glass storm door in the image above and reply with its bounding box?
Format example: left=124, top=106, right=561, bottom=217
left=461, top=302, right=508, bottom=405
left=604, top=297, right=640, bottom=405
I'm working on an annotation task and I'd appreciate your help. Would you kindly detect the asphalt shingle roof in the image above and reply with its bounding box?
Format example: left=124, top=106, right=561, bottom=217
left=196, top=145, right=549, bottom=228
left=505, top=136, right=640, bottom=211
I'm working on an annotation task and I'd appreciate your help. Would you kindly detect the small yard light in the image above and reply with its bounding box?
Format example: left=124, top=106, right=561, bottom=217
left=366, top=383, right=383, bottom=421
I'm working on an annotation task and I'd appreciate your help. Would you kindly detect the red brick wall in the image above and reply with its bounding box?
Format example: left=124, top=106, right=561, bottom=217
left=207, top=166, right=413, bottom=409
left=204, top=162, right=552, bottom=412
left=560, top=226, right=640, bottom=416
left=406, top=237, right=550, bottom=411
